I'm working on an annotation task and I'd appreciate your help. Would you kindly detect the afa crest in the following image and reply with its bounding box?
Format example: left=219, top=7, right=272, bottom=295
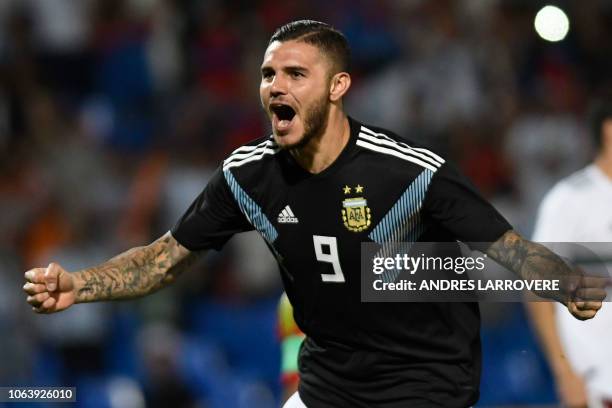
left=341, top=185, right=371, bottom=232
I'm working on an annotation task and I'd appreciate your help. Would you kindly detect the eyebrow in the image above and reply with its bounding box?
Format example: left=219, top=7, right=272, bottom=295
left=284, top=65, right=308, bottom=72
left=260, top=65, right=310, bottom=73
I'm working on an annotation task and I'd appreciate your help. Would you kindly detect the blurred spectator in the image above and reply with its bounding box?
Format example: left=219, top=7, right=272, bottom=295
left=138, top=322, right=199, bottom=408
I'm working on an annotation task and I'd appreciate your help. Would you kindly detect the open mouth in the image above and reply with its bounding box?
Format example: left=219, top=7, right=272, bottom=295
left=270, top=103, right=296, bottom=132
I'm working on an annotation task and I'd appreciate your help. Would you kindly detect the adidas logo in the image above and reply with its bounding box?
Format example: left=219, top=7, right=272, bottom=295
left=278, top=205, right=299, bottom=224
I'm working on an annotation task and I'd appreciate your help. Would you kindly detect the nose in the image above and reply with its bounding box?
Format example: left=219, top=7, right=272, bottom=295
left=270, top=75, right=288, bottom=97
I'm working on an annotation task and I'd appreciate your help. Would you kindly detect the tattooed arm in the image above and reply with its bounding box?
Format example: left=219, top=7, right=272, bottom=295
left=23, top=232, right=200, bottom=313
left=486, top=230, right=606, bottom=320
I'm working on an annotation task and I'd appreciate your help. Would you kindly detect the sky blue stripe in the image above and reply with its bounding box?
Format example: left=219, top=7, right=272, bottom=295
left=374, top=170, right=434, bottom=282
left=369, top=169, right=434, bottom=245
left=223, top=169, right=278, bottom=243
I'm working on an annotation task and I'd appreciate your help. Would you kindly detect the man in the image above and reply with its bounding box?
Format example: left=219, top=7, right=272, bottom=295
left=527, top=99, right=612, bottom=408
left=24, top=21, right=605, bottom=408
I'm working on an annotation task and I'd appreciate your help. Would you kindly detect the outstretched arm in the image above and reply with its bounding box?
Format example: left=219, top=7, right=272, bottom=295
left=486, top=230, right=606, bottom=320
left=23, top=232, right=201, bottom=313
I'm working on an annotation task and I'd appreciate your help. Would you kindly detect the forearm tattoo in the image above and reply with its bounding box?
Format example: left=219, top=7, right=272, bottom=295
left=486, top=230, right=577, bottom=301
left=73, top=233, right=198, bottom=303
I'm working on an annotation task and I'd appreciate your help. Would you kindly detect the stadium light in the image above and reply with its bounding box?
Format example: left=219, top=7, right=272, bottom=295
left=534, top=5, right=570, bottom=42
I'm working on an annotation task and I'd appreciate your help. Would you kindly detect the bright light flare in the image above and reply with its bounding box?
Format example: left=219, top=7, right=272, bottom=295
left=534, top=5, right=570, bottom=42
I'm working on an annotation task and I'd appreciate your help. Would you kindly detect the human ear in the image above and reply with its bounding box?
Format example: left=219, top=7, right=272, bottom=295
left=329, top=72, right=351, bottom=102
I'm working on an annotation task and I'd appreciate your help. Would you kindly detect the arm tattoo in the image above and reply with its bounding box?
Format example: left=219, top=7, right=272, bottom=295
left=73, top=233, right=200, bottom=303
left=486, top=230, right=577, bottom=302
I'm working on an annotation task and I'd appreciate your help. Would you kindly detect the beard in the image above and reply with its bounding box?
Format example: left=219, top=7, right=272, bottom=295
left=295, top=93, right=330, bottom=149
left=275, top=92, right=330, bottom=150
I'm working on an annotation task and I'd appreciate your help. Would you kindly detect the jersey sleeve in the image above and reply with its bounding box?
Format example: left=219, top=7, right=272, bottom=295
left=171, top=167, right=253, bottom=251
left=423, top=161, right=512, bottom=251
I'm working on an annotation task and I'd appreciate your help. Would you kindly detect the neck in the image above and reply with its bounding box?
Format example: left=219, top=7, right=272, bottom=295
left=289, top=110, right=350, bottom=174
left=595, top=151, right=612, bottom=181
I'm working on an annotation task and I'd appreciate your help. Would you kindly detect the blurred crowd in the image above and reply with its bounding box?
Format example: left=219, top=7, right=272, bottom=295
left=1, top=0, right=612, bottom=407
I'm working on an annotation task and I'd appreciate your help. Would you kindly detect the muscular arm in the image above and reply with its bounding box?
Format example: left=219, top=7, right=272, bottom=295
left=486, top=230, right=604, bottom=320
left=74, top=232, right=199, bottom=302
left=24, top=232, right=202, bottom=313
left=487, top=230, right=574, bottom=291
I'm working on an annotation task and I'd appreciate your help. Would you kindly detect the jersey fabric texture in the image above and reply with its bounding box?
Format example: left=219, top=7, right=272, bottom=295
left=533, top=164, right=612, bottom=399
left=172, top=117, right=512, bottom=408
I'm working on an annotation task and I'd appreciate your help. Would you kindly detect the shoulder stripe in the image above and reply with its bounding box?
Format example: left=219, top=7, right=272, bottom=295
left=223, top=147, right=279, bottom=170
left=227, top=137, right=275, bottom=156
left=356, top=139, right=438, bottom=172
left=223, top=138, right=279, bottom=170
left=358, top=132, right=441, bottom=168
left=224, top=141, right=278, bottom=165
left=360, top=126, right=445, bottom=165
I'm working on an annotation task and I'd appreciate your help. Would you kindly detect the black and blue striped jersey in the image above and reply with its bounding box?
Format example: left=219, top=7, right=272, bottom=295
left=172, top=117, right=511, bottom=408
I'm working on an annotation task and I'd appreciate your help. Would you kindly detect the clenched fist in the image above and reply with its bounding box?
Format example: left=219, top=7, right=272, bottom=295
left=566, top=275, right=610, bottom=321
left=23, top=263, right=76, bottom=313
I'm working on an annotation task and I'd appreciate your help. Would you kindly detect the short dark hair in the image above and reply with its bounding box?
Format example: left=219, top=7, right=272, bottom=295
left=588, top=98, right=612, bottom=149
left=268, top=20, right=351, bottom=74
